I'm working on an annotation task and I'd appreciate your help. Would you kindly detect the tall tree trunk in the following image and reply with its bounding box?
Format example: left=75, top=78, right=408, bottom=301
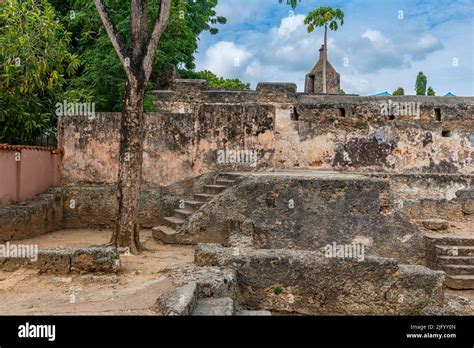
left=94, top=0, right=171, bottom=254
left=111, top=81, right=146, bottom=254
left=323, top=24, right=327, bottom=94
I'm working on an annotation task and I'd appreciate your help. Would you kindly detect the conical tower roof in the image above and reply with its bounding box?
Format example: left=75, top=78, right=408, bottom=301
left=309, top=44, right=337, bottom=75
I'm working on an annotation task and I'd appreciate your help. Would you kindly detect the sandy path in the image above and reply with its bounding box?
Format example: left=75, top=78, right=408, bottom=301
left=0, top=229, right=194, bottom=315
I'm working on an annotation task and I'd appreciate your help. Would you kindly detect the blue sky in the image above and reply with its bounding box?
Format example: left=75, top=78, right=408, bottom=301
left=194, top=0, right=474, bottom=96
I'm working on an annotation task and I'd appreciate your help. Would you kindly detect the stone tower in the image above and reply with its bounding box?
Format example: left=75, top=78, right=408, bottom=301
left=304, top=45, right=340, bottom=94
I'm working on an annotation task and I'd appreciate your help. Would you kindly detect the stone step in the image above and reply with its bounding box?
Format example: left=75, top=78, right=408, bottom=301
left=219, top=173, right=242, bottom=180
left=443, top=264, right=474, bottom=276
left=426, top=236, right=474, bottom=247
left=204, top=185, right=228, bottom=194
left=184, top=200, right=204, bottom=210
left=174, top=208, right=194, bottom=219
left=152, top=226, right=177, bottom=244
left=215, top=179, right=236, bottom=187
left=419, top=219, right=449, bottom=231
left=445, top=275, right=474, bottom=290
left=192, top=297, right=234, bottom=316
left=163, top=216, right=186, bottom=229
left=235, top=310, right=272, bottom=316
left=435, top=245, right=474, bottom=257
left=194, top=193, right=216, bottom=202
left=456, top=189, right=474, bottom=215
left=437, top=256, right=474, bottom=266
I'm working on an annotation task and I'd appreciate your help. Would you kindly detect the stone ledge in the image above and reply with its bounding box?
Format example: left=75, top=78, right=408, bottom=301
left=256, top=82, right=297, bottom=94
left=195, top=243, right=446, bottom=315
left=0, top=245, right=120, bottom=274
left=171, top=79, right=208, bottom=92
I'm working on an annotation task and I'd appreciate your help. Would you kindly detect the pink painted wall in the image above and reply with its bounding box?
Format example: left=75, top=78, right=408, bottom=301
left=0, top=151, right=17, bottom=205
left=0, top=146, right=61, bottom=207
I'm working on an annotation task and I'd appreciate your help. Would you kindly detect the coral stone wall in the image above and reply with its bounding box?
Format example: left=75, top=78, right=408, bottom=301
left=58, top=81, right=279, bottom=186
left=278, top=95, right=473, bottom=174
left=58, top=80, right=473, bottom=186
left=181, top=173, right=424, bottom=264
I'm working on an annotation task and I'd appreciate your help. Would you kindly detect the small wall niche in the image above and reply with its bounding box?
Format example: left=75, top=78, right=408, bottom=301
left=338, top=107, right=346, bottom=118
left=441, top=130, right=451, bottom=138
left=435, top=108, right=441, bottom=121
left=291, top=106, right=299, bottom=121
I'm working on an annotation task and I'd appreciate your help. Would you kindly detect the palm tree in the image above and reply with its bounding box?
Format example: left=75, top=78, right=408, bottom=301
left=304, top=7, right=344, bottom=93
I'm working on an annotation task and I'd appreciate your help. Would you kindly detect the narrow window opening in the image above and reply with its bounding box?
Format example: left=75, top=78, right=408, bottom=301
left=388, top=115, right=395, bottom=120
left=339, top=107, right=346, bottom=118
left=435, top=108, right=441, bottom=121
left=291, top=106, right=299, bottom=121
left=442, top=130, right=451, bottom=138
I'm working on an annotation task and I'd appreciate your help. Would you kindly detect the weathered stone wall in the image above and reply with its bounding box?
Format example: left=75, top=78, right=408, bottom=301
left=60, top=185, right=177, bottom=229
left=367, top=174, right=471, bottom=220
left=380, top=174, right=472, bottom=202
left=180, top=173, right=424, bottom=264
left=402, top=188, right=473, bottom=221
left=58, top=81, right=473, bottom=186
left=0, top=191, right=63, bottom=243
left=278, top=95, right=473, bottom=174
left=59, top=81, right=280, bottom=186
left=195, top=244, right=446, bottom=315
left=0, top=185, right=184, bottom=241
left=0, top=246, right=120, bottom=274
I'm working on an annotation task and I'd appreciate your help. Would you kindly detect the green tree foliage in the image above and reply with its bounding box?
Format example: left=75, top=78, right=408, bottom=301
left=180, top=70, right=250, bottom=90
left=392, top=87, right=405, bottom=96
left=304, top=7, right=344, bottom=34
left=427, top=86, right=436, bottom=96
left=279, top=0, right=301, bottom=9
left=415, top=72, right=427, bottom=96
left=0, top=0, right=82, bottom=145
left=51, top=0, right=226, bottom=111
left=339, top=89, right=346, bottom=95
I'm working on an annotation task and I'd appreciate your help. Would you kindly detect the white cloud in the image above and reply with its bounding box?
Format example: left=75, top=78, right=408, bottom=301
left=262, top=15, right=324, bottom=72
left=196, top=1, right=470, bottom=95
left=197, top=41, right=252, bottom=78
left=341, top=75, right=371, bottom=95
left=361, top=29, right=391, bottom=48
left=214, top=0, right=266, bottom=25
left=276, top=14, right=305, bottom=36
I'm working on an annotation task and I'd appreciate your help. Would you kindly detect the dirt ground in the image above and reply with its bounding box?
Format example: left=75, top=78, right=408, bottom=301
left=0, top=229, right=194, bottom=315
left=1, top=228, right=473, bottom=315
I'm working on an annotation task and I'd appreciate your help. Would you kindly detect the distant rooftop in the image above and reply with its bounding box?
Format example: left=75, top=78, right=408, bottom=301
left=371, top=91, right=392, bottom=97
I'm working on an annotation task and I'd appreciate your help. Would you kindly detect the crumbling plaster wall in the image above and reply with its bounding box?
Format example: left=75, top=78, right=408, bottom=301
left=59, top=81, right=473, bottom=187
left=276, top=95, right=473, bottom=174
left=59, top=81, right=280, bottom=187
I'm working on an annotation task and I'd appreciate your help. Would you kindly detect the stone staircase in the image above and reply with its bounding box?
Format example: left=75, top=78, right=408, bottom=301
left=153, top=173, right=241, bottom=244
left=158, top=266, right=272, bottom=316
left=426, top=235, right=474, bottom=289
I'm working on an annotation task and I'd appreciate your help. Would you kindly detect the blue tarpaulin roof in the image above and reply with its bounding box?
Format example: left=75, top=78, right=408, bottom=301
left=444, top=92, right=456, bottom=96
left=371, top=91, right=392, bottom=96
